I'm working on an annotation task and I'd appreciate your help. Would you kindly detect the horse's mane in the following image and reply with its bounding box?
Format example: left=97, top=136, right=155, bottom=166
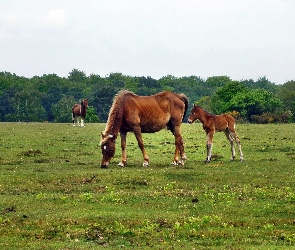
left=103, top=90, right=134, bottom=135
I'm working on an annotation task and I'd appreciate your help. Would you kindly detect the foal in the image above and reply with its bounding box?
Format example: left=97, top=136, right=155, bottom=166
left=188, top=105, right=244, bottom=162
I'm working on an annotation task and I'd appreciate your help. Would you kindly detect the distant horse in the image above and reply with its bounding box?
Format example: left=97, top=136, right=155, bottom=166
left=188, top=104, right=244, bottom=162
left=100, top=90, right=188, bottom=168
left=72, top=99, right=89, bottom=127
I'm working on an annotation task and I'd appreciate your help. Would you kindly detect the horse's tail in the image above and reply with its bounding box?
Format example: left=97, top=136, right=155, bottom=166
left=179, top=93, right=189, bottom=122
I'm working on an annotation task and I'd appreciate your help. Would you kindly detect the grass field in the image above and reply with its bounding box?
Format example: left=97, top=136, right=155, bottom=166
left=0, top=122, right=295, bottom=249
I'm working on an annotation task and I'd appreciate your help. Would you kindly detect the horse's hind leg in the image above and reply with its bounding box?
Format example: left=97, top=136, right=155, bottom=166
left=227, top=128, right=244, bottom=161
left=206, top=132, right=214, bottom=163
left=225, top=128, right=235, bottom=161
left=171, top=126, right=186, bottom=166
left=233, top=132, right=244, bottom=161
left=133, top=126, right=149, bottom=167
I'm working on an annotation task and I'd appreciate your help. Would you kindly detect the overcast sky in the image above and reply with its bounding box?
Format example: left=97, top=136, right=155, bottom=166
left=1, top=0, right=294, bottom=84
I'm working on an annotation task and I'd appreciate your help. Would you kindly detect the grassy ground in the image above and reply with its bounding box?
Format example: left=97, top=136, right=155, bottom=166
left=0, top=122, right=295, bottom=249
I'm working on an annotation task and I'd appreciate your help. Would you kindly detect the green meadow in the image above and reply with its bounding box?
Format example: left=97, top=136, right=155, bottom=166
left=0, top=122, right=295, bottom=249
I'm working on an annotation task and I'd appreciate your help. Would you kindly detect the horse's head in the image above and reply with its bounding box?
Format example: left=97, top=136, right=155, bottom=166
left=82, top=99, right=89, bottom=108
left=188, top=104, right=201, bottom=124
left=100, top=132, right=116, bottom=168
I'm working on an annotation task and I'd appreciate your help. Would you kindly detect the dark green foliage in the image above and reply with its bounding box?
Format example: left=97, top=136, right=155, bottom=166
left=0, top=70, right=293, bottom=123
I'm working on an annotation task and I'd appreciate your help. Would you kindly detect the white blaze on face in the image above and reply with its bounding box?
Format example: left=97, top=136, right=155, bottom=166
left=103, top=145, right=107, bottom=150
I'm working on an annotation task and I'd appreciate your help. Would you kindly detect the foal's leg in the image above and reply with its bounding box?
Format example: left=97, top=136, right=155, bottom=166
left=232, top=131, right=244, bottom=161
left=206, top=131, right=214, bottom=163
left=225, top=129, right=235, bottom=161
left=81, top=117, right=85, bottom=127
left=118, top=132, right=127, bottom=167
left=133, top=126, right=149, bottom=166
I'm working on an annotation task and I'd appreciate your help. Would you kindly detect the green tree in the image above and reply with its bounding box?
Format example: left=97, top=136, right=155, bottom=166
left=277, top=80, right=295, bottom=119
left=227, top=89, right=283, bottom=120
left=206, top=76, right=231, bottom=88
left=136, top=76, right=162, bottom=95
left=51, top=95, right=76, bottom=123
left=195, top=96, right=212, bottom=112
left=11, top=88, right=46, bottom=122
left=68, top=68, right=86, bottom=83
left=92, top=85, right=118, bottom=122
left=85, top=106, right=99, bottom=123
left=211, top=81, right=246, bottom=114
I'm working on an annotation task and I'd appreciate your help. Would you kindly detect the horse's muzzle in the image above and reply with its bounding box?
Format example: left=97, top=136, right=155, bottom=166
left=101, top=164, right=108, bottom=169
left=187, top=119, right=193, bottom=124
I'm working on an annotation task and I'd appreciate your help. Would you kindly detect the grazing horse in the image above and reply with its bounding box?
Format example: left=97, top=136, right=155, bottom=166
left=188, top=104, right=244, bottom=162
left=100, top=90, right=188, bottom=168
left=72, top=99, right=89, bottom=127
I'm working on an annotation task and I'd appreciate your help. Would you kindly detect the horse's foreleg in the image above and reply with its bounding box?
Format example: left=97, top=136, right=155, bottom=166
left=206, top=132, right=214, bottom=163
left=133, top=127, right=149, bottom=167
left=81, top=117, right=85, bottom=127
left=225, top=129, right=235, bottom=161
left=72, top=113, right=75, bottom=126
left=118, top=132, right=127, bottom=167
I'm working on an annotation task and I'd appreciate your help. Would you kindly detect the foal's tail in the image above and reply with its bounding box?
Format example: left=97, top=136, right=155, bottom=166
left=179, top=93, right=189, bottom=122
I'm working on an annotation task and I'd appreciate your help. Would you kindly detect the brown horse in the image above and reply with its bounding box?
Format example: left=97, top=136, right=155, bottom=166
left=188, top=104, right=244, bottom=162
left=72, top=99, right=89, bottom=127
left=100, top=90, right=188, bottom=168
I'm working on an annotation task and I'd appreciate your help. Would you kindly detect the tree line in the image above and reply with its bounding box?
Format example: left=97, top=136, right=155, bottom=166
left=0, top=69, right=294, bottom=123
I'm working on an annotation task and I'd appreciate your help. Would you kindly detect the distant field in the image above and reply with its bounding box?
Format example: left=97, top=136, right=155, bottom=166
left=1, top=122, right=295, bottom=249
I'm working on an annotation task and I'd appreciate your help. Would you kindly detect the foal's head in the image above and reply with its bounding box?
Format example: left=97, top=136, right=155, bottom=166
left=187, top=104, right=202, bottom=124
left=100, top=132, right=116, bottom=168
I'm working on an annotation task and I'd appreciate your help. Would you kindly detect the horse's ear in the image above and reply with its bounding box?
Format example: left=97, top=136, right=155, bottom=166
left=193, top=104, right=196, bottom=107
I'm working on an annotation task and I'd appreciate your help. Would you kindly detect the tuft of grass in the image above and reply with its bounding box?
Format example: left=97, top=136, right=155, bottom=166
left=0, top=122, right=295, bottom=249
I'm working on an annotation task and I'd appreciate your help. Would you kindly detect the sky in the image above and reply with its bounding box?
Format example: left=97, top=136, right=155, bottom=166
left=1, top=0, right=295, bottom=84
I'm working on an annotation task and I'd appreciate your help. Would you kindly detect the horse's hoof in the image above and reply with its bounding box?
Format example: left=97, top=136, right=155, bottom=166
left=118, top=162, right=125, bottom=167
left=101, top=165, right=108, bottom=169
left=171, top=161, right=178, bottom=166
left=181, top=154, right=187, bottom=161
left=178, top=160, right=185, bottom=166
left=143, top=162, right=149, bottom=167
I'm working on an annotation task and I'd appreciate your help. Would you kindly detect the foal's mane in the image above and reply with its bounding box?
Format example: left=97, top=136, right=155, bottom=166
left=196, top=105, right=214, bottom=116
left=103, top=90, right=134, bottom=135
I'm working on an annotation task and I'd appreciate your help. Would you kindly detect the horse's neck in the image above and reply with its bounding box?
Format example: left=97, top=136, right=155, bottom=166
left=199, top=112, right=212, bottom=124
left=105, top=109, right=122, bottom=137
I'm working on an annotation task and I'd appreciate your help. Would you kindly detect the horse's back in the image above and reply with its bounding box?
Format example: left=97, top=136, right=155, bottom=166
left=121, top=91, right=186, bottom=132
left=72, top=104, right=79, bottom=112
left=224, top=114, right=235, bottom=123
